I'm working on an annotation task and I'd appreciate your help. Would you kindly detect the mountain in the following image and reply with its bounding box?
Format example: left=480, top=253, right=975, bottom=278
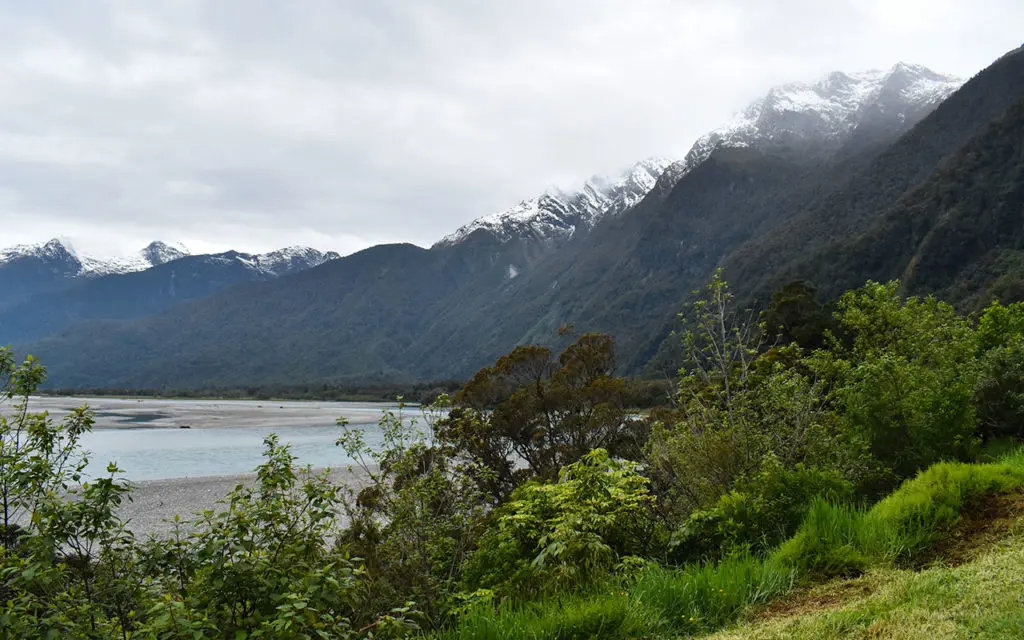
left=0, top=244, right=340, bottom=345
left=0, top=239, right=187, bottom=308
left=720, top=46, right=1024, bottom=306
left=436, top=158, right=672, bottom=248
left=680, top=62, right=962, bottom=173
left=79, top=241, right=191, bottom=277
left=788, top=85, right=1024, bottom=308
left=26, top=55, right=1024, bottom=390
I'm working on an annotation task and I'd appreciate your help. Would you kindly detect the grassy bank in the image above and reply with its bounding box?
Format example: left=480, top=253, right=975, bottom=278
left=437, top=451, right=1024, bottom=639
left=707, top=522, right=1024, bottom=639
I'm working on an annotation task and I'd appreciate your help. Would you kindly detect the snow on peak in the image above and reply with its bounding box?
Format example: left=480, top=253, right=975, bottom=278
left=0, top=239, right=338, bottom=280
left=141, top=241, right=190, bottom=267
left=246, top=246, right=340, bottom=276
left=435, top=157, right=673, bottom=247
left=680, top=62, right=963, bottom=174
left=0, top=238, right=79, bottom=266
left=78, top=241, right=192, bottom=277
left=0, top=238, right=191, bottom=278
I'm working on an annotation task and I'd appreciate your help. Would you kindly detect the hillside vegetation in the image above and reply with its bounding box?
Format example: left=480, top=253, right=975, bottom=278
left=19, top=48, right=1024, bottom=390
left=5, top=272, right=1024, bottom=637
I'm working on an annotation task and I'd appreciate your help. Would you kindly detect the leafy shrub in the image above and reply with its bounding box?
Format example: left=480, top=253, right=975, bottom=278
left=670, top=458, right=853, bottom=562
left=975, top=335, right=1024, bottom=441
left=462, top=449, right=654, bottom=599
left=826, top=282, right=980, bottom=483
left=336, top=401, right=490, bottom=625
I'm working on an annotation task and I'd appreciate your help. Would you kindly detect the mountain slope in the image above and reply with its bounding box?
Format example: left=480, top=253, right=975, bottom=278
left=27, top=57, right=1016, bottom=389
left=0, top=246, right=339, bottom=345
left=28, top=244, right=461, bottom=387
left=722, top=45, right=1024, bottom=304
left=799, top=94, right=1024, bottom=307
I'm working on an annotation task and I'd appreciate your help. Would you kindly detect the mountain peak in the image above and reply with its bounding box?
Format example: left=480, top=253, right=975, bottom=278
left=435, top=157, right=672, bottom=248
left=140, top=241, right=190, bottom=267
left=681, top=63, right=963, bottom=173
left=0, top=238, right=79, bottom=266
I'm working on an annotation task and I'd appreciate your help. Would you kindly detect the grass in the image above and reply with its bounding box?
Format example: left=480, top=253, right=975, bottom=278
left=705, top=525, right=1024, bottom=639
left=434, top=451, right=1024, bottom=640
left=774, top=458, right=1024, bottom=575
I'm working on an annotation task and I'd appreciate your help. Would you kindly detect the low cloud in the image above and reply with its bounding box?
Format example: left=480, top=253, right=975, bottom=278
left=0, top=0, right=1021, bottom=256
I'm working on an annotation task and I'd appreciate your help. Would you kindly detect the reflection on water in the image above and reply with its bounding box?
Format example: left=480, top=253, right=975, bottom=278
left=79, top=424, right=383, bottom=481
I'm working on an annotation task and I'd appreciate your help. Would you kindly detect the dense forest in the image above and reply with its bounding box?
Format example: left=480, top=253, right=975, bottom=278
left=5, top=274, right=1024, bottom=637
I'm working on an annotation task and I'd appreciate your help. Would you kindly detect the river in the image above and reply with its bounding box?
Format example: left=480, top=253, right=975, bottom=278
left=18, top=396, right=415, bottom=481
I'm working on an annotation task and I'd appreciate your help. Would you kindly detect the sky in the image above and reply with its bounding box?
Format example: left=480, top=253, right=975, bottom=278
left=0, top=0, right=1021, bottom=258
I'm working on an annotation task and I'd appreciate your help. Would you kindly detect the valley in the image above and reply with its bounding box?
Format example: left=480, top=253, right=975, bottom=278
left=2, top=17, right=1024, bottom=636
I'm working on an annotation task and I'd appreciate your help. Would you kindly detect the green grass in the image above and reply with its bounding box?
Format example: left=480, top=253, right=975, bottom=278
left=705, top=527, right=1024, bottom=639
left=774, top=458, right=1024, bottom=575
left=435, top=451, right=1024, bottom=640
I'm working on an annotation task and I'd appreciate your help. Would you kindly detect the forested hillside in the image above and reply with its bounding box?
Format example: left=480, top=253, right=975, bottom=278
left=20, top=48, right=1024, bottom=389
left=8, top=274, right=1024, bottom=637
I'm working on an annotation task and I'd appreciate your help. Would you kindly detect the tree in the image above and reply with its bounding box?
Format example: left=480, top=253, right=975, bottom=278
left=823, top=281, right=979, bottom=485
left=437, top=333, right=638, bottom=498
left=336, top=402, right=490, bottom=626
left=762, top=280, right=836, bottom=350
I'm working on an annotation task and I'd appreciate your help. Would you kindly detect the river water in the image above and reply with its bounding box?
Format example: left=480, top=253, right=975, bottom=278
left=18, top=397, right=416, bottom=481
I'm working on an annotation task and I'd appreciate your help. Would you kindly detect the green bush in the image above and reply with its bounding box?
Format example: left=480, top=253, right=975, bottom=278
left=826, top=282, right=981, bottom=483
left=461, top=449, right=654, bottom=599
left=670, top=458, right=853, bottom=562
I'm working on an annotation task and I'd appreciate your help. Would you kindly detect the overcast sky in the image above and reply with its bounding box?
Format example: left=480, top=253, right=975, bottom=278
left=1, top=0, right=1021, bottom=257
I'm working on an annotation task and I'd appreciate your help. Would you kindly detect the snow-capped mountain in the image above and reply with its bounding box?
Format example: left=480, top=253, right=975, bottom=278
left=680, top=62, right=963, bottom=172
left=79, top=241, right=191, bottom=277
left=0, top=239, right=191, bottom=279
left=0, top=239, right=339, bottom=280
left=435, top=64, right=959, bottom=252
left=0, top=239, right=82, bottom=277
left=435, top=158, right=672, bottom=247
left=0, top=240, right=343, bottom=342
left=206, top=247, right=341, bottom=277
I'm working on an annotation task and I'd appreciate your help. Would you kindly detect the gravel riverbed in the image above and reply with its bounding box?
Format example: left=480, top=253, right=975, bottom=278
left=120, top=466, right=374, bottom=538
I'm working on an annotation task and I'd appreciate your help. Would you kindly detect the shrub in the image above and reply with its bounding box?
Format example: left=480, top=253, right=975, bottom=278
left=462, top=449, right=654, bottom=599
left=670, top=458, right=853, bottom=562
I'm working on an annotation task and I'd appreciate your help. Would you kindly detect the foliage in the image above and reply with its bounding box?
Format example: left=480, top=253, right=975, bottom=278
left=822, top=281, right=980, bottom=484
left=336, top=400, right=491, bottom=626
left=461, top=449, right=654, bottom=599
left=439, top=450, right=1024, bottom=640
left=974, top=301, right=1024, bottom=441
left=438, top=333, right=641, bottom=499
left=0, top=354, right=416, bottom=639
left=670, top=458, right=853, bottom=562
left=761, top=280, right=837, bottom=350
left=775, top=455, right=1024, bottom=575
left=647, top=275, right=853, bottom=534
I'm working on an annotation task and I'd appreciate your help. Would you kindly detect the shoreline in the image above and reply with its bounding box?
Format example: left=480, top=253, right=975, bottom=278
left=119, top=465, right=374, bottom=539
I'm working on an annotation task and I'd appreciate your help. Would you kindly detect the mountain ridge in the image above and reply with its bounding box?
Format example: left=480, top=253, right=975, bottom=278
left=19, top=56, right=1020, bottom=390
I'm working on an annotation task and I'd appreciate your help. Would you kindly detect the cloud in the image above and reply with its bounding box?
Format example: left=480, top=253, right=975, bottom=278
left=0, top=0, right=1021, bottom=257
